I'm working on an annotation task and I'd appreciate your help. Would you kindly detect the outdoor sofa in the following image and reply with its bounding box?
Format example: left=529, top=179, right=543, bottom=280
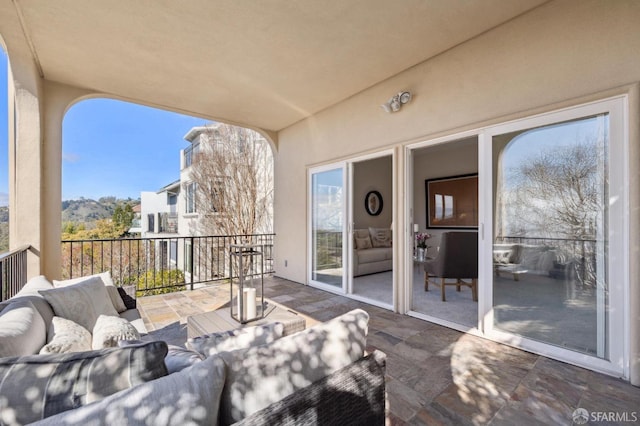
left=0, top=273, right=386, bottom=425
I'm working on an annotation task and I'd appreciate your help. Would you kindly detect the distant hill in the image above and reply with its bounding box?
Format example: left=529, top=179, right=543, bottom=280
left=62, top=197, right=138, bottom=225
left=0, top=199, right=140, bottom=252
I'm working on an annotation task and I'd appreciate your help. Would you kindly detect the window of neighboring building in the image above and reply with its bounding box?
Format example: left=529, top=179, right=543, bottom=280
left=147, top=213, right=155, bottom=232
left=184, top=240, right=193, bottom=274
left=170, top=240, right=178, bottom=264
left=186, top=182, right=197, bottom=213
left=184, top=141, right=200, bottom=168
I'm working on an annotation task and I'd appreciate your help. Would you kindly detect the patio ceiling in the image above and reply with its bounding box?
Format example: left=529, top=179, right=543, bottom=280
left=5, top=0, right=547, bottom=132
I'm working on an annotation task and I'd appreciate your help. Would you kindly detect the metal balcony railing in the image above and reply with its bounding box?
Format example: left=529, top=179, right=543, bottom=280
left=495, top=235, right=598, bottom=286
left=61, top=234, right=274, bottom=296
left=0, top=245, right=31, bottom=301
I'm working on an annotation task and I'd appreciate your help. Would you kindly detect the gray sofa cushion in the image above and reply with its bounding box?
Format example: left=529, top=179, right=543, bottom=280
left=31, top=354, right=226, bottom=426
left=119, top=340, right=205, bottom=374
left=0, top=341, right=168, bottom=425
left=0, top=299, right=47, bottom=357
left=118, top=308, right=148, bottom=334
left=218, top=308, right=369, bottom=424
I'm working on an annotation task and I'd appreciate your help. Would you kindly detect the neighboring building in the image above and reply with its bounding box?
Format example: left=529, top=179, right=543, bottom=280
left=137, top=124, right=273, bottom=281
left=180, top=124, right=273, bottom=236
left=127, top=204, right=142, bottom=235
left=140, top=180, right=180, bottom=237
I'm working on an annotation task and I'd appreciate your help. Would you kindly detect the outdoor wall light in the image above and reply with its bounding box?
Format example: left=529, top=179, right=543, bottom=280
left=381, top=91, right=412, bottom=113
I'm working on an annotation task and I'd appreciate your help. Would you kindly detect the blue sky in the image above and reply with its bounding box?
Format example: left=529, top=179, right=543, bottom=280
left=1, top=48, right=211, bottom=204
left=63, top=99, right=209, bottom=200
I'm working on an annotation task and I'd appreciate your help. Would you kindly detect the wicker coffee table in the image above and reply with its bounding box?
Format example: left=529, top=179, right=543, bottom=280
left=187, top=299, right=306, bottom=338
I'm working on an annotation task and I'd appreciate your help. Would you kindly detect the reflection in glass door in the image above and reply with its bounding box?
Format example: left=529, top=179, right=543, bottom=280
left=310, top=167, right=345, bottom=289
left=491, top=115, right=609, bottom=358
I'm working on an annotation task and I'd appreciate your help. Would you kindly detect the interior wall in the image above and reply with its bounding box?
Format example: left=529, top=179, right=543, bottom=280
left=412, top=139, right=477, bottom=253
left=353, top=156, right=392, bottom=230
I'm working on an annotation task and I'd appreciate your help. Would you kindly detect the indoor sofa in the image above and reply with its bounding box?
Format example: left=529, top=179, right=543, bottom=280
left=353, top=228, right=393, bottom=276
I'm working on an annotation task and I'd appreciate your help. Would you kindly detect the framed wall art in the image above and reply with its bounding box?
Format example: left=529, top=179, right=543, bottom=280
left=425, top=174, right=478, bottom=229
left=365, top=190, right=383, bottom=216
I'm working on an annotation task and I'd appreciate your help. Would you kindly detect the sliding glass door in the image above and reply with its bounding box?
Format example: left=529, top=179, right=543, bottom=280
left=483, top=97, right=626, bottom=375
left=309, top=165, right=347, bottom=290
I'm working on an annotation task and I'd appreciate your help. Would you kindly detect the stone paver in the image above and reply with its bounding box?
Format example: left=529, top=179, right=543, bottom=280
left=137, top=276, right=640, bottom=425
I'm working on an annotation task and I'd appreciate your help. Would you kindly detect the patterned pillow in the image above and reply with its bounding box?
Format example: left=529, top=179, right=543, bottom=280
left=92, top=315, right=141, bottom=350
left=40, top=316, right=92, bottom=354
left=39, top=277, right=119, bottom=331
left=186, top=322, right=284, bottom=358
left=355, top=236, right=372, bottom=250
left=31, top=354, right=225, bottom=426
left=0, top=341, right=168, bottom=425
left=54, top=271, right=127, bottom=313
left=368, top=227, right=392, bottom=248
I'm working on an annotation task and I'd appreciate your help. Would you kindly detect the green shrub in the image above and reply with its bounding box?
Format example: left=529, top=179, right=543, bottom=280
left=137, top=269, right=186, bottom=296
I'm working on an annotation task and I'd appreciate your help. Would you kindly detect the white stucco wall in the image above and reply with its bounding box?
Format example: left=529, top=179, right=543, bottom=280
left=273, top=0, right=640, bottom=383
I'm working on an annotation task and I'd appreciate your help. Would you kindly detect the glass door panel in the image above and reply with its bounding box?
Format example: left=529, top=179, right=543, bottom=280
left=310, top=167, right=345, bottom=289
left=492, top=115, right=609, bottom=358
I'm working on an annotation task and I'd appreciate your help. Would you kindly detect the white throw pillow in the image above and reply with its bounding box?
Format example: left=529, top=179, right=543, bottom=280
left=186, top=322, right=284, bottom=357
left=218, top=309, right=369, bottom=424
left=54, top=271, right=127, bottom=313
left=39, top=277, right=119, bottom=331
left=40, top=316, right=92, bottom=354
left=92, top=314, right=141, bottom=349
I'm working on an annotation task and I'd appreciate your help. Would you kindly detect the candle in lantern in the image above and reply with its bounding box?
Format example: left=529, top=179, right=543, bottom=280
left=238, top=287, right=257, bottom=320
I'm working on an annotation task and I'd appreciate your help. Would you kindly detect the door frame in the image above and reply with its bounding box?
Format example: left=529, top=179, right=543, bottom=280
left=307, top=149, right=396, bottom=310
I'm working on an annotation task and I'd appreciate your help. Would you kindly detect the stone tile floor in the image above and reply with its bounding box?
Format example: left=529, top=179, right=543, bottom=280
left=137, top=276, right=640, bottom=425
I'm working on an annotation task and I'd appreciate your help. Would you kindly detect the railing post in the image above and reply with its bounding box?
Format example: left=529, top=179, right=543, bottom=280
left=189, top=236, right=194, bottom=291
